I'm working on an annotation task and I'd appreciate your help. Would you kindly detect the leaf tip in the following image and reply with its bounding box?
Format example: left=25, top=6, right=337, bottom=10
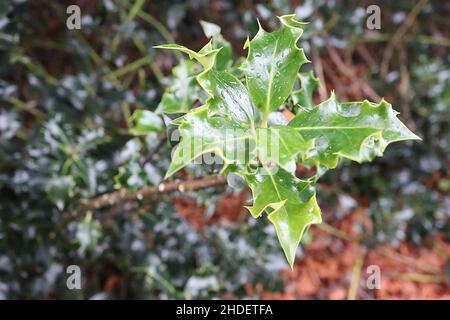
left=243, top=36, right=250, bottom=50
left=256, top=17, right=263, bottom=31
left=244, top=205, right=261, bottom=218
left=409, top=132, right=422, bottom=141
left=164, top=163, right=178, bottom=180
left=278, top=14, right=309, bottom=30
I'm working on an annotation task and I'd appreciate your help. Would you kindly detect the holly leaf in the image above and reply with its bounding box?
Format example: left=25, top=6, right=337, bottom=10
left=154, top=43, right=219, bottom=68
left=155, top=44, right=258, bottom=124
left=243, top=14, right=309, bottom=113
left=255, top=126, right=313, bottom=171
left=200, top=20, right=232, bottom=70
left=292, top=71, right=319, bottom=111
left=156, top=60, right=201, bottom=114
left=156, top=13, right=421, bottom=268
left=289, top=94, right=421, bottom=168
left=164, top=107, right=253, bottom=178
left=245, top=167, right=321, bottom=267
left=199, top=68, right=259, bottom=124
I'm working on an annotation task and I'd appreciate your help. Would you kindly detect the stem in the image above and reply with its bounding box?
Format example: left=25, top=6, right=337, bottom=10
left=389, top=272, right=445, bottom=284
left=77, top=175, right=226, bottom=210
left=7, top=97, right=46, bottom=120
left=132, top=36, right=164, bottom=82
left=261, top=111, right=269, bottom=128
left=136, top=11, right=182, bottom=61
left=317, top=222, right=361, bottom=242
left=121, top=102, right=131, bottom=129
left=105, top=56, right=153, bottom=80
left=380, top=0, right=428, bottom=76
left=141, top=135, right=167, bottom=166
left=347, top=247, right=365, bottom=300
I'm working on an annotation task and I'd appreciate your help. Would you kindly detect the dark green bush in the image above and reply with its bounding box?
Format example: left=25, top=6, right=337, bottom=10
left=0, top=0, right=448, bottom=299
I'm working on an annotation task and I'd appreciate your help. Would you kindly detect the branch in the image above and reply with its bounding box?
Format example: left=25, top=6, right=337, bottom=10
left=78, top=175, right=227, bottom=210
left=380, top=0, right=428, bottom=77
left=326, top=45, right=381, bottom=102
left=141, top=135, right=167, bottom=166
left=311, top=46, right=328, bottom=101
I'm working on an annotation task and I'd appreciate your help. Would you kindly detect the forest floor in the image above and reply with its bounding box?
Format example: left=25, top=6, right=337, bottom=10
left=173, top=193, right=450, bottom=300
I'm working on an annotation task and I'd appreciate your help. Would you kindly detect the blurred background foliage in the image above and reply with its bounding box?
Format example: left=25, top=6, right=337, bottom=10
left=0, top=0, right=448, bottom=299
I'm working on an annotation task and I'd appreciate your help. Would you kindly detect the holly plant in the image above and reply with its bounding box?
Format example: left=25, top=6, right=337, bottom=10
left=134, top=14, right=420, bottom=267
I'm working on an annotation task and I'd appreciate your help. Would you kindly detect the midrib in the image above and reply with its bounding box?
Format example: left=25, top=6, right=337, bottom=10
left=265, top=38, right=279, bottom=116
left=293, top=126, right=378, bottom=131
left=268, top=172, right=283, bottom=203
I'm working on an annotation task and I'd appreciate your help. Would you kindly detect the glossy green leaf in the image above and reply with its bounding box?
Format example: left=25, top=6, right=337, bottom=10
left=200, top=69, right=259, bottom=124
left=289, top=94, right=421, bottom=168
left=154, top=43, right=219, bottom=69
left=255, top=126, right=313, bottom=171
left=156, top=43, right=258, bottom=124
left=157, top=14, right=420, bottom=267
left=165, top=107, right=253, bottom=178
left=156, top=60, right=201, bottom=114
left=200, top=20, right=232, bottom=70
left=245, top=167, right=321, bottom=267
left=243, top=14, right=309, bottom=115
left=292, top=71, right=319, bottom=111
